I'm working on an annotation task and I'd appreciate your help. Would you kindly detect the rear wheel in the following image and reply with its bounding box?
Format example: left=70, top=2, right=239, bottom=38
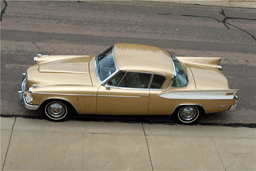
left=177, top=106, right=200, bottom=124
left=44, top=101, right=69, bottom=121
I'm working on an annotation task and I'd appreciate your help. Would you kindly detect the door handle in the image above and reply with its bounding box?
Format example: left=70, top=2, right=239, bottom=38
left=141, top=94, right=149, bottom=97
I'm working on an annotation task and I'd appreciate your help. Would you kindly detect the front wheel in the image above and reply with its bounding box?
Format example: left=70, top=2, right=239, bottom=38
left=177, top=106, right=200, bottom=124
left=44, top=101, right=69, bottom=121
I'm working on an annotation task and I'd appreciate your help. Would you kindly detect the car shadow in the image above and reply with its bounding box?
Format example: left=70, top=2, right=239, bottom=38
left=70, top=113, right=177, bottom=125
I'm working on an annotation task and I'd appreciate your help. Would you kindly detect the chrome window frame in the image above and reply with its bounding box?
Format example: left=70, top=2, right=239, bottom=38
left=106, top=71, right=152, bottom=89
left=168, top=53, right=189, bottom=88
left=167, top=52, right=177, bottom=89
left=105, top=71, right=167, bottom=90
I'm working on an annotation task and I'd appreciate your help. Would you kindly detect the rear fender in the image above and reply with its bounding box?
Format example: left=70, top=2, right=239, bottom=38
left=176, top=57, right=221, bottom=70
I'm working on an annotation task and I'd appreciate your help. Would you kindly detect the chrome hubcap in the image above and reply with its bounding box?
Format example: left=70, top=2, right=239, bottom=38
left=179, top=107, right=197, bottom=121
left=47, top=102, right=66, bottom=118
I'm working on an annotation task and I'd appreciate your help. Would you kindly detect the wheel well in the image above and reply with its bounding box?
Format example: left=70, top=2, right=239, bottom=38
left=173, top=105, right=206, bottom=115
left=39, top=99, right=77, bottom=113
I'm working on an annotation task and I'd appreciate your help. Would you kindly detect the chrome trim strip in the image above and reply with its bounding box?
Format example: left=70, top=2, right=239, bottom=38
left=103, top=86, right=150, bottom=90
left=159, top=90, right=238, bottom=100
left=33, top=92, right=96, bottom=96
left=98, top=95, right=140, bottom=98
left=140, top=94, right=149, bottom=97
left=215, top=102, right=228, bottom=107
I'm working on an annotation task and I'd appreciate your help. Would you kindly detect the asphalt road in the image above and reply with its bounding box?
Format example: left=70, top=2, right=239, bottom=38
left=1, top=1, right=256, bottom=126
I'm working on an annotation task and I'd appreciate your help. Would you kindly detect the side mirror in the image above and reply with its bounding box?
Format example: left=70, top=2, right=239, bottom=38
left=102, top=83, right=111, bottom=90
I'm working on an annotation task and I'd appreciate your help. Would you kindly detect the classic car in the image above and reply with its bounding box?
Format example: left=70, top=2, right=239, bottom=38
left=18, top=43, right=238, bottom=124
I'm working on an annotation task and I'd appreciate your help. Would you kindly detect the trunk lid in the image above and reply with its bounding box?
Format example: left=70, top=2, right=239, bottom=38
left=189, top=64, right=229, bottom=90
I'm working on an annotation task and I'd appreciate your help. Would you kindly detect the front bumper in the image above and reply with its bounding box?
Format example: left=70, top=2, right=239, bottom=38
left=18, top=74, right=39, bottom=110
left=228, top=95, right=238, bottom=112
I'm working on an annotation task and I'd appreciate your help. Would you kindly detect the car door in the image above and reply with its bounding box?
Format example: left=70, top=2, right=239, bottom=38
left=148, top=74, right=174, bottom=115
left=96, top=71, right=151, bottom=115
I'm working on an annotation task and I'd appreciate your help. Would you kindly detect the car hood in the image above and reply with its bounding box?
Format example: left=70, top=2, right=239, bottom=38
left=188, top=64, right=229, bottom=90
left=26, top=57, right=92, bottom=88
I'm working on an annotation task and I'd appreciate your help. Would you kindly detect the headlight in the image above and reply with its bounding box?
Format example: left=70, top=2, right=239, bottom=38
left=26, top=87, right=33, bottom=104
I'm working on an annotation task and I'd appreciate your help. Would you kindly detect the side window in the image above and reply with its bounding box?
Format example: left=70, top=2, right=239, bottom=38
left=150, top=74, right=166, bottom=89
left=108, top=71, right=126, bottom=86
left=118, top=72, right=151, bottom=88
left=171, top=75, right=187, bottom=87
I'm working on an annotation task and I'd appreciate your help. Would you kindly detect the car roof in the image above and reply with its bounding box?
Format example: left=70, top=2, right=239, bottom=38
left=113, top=43, right=174, bottom=77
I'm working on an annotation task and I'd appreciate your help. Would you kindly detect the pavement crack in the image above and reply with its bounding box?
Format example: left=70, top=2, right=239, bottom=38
left=0, top=0, right=7, bottom=22
left=232, top=128, right=237, bottom=138
left=82, top=132, right=84, bottom=170
left=142, top=123, right=154, bottom=171
left=2, top=117, right=17, bottom=171
left=182, top=9, right=256, bottom=41
left=32, top=42, right=41, bottom=50
left=225, top=153, right=248, bottom=170
left=157, top=12, right=171, bottom=15
left=211, top=137, right=226, bottom=171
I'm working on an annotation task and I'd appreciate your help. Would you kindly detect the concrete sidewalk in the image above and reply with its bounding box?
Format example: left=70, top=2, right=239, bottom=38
left=1, top=117, right=255, bottom=171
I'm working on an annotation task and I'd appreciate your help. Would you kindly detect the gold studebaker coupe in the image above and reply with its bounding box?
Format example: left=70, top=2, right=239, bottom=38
left=18, top=43, right=238, bottom=124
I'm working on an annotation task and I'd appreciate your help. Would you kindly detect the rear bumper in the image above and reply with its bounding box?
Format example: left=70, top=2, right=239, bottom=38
left=228, top=95, right=238, bottom=112
left=18, top=74, right=39, bottom=110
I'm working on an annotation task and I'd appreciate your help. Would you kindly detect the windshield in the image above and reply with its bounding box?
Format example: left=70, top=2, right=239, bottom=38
left=96, top=46, right=117, bottom=82
left=171, top=56, right=188, bottom=87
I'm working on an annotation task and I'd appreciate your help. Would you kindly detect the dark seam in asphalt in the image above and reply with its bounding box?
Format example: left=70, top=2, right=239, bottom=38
left=142, top=123, right=154, bottom=171
left=32, top=42, right=41, bottom=50
left=0, top=0, right=7, bottom=22
left=2, top=117, right=17, bottom=171
left=181, top=9, right=256, bottom=41
left=211, top=137, right=227, bottom=171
